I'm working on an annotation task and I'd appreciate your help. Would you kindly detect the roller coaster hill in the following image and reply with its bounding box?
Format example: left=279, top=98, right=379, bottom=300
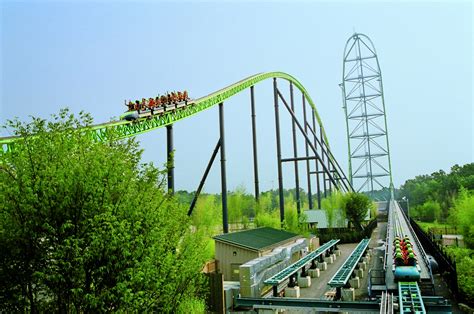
left=0, top=72, right=453, bottom=313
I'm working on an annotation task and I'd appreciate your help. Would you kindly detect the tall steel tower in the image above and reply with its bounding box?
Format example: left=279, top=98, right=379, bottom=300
left=341, top=33, right=394, bottom=197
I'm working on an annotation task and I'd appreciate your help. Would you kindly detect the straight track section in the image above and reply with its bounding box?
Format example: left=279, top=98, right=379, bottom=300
left=398, top=281, right=426, bottom=314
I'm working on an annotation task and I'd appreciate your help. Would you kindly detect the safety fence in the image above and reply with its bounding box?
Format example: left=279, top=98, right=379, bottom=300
left=409, top=219, right=472, bottom=306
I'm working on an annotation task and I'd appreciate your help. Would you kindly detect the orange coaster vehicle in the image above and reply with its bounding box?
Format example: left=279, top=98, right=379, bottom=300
left=121, top=90, right=191, bottom=121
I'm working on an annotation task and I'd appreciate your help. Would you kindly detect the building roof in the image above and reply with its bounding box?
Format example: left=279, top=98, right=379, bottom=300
left=213, top=227, right=300, bottom=251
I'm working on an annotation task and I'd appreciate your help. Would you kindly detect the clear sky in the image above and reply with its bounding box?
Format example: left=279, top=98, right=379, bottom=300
left=1, top=1, right=472, bottom=194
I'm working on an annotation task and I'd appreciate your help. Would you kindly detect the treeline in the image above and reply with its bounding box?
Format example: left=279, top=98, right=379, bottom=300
left=180, top=187, right=312, bottom=241
left=180, top=186, right=376, bottom=255
left=399, top=162, right=474, bottom=247
left=177, top=187, right=312, bottom=220
left=399, top=163, right=474, bottom=304
left=399, top=163, right=474, bottom=222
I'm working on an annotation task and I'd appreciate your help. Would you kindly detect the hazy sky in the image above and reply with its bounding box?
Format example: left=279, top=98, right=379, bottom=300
left=1, top=1, right=472, bottom=194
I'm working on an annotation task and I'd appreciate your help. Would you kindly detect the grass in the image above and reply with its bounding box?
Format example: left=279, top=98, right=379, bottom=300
left=416, top=221, right=455, bottom=233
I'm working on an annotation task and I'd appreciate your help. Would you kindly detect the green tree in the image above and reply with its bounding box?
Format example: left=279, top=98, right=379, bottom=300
left=321, top=192, right=346, bottom=228
left=0, top=110, right=208, bottom=312
left=449, top=188, right=474, bottom=248
left=399, top=163, right=474, bottom=220
left=413, top=200, right=442, bottom=222
left=254, top=192, right=280, bottom=229
left=343, top=193, right=371, bottom=231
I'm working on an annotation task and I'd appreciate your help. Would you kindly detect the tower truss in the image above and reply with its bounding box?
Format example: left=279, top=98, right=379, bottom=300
left=341, top=33, right=393, bottom=197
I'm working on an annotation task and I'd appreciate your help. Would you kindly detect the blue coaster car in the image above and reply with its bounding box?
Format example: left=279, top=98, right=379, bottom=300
left=121, top=111, right=139, bottom=121
left=394, top=266, right=420, bottom=281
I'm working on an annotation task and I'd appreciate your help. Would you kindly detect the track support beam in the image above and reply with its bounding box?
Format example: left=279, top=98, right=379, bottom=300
left=219, top=102, right=229, bottom=233
left=302, top=94, right=313, bottom=209
left=166, top=124, right=174, bottom=194
left=273, top=78, right=285, bottom=225
left=250, top=86, right=260, bottom=201
left=290, top=82, right=301, bottom=214
left=188, top=140, right=221, bottom=216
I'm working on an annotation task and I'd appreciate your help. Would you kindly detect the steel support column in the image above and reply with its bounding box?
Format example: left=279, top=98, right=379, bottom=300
left=302, top=95, right=313, bottom=209
left=306, top=122, right=352, bottom=192
left=273, top=78, right=285, bottom=225
left=319, top=123, right=327, bottom=197
left=312, top=109, right=322, bottom=208
left=250, top=86, right=260, bottom=201
left=290, top=82, right=301, bottom=214
left=219, top=102, right=229, bottom=233
left=188, top=140, right=221, bottom=216
left=277, top=90, right=340, bottom=189
left=321, top=125, right=332, bottom=194
left=166, top=124, right=174, bottom=194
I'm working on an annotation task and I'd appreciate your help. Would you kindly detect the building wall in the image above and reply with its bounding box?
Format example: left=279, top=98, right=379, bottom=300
left=215, top=242, right=259, bottom=280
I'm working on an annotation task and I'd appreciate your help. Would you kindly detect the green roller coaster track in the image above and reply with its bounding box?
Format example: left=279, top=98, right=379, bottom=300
left=0, top=72, right=330, bottom=152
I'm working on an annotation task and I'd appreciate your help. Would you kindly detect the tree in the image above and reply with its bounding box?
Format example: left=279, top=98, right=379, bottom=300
left=413, top=200, right=441, bottom=222
left=343, top=193, right=371, bottom=231
left=399, top=163, right=474, bottom=220
left=0, top=110, right=208, bottom=312
left=449, top=188, right=474, bottom=248
left=321, top=192, right=346, bottom=228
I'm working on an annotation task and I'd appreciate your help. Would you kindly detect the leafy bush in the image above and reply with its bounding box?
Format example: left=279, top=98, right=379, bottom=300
left=0, top=110, right=208, bottom=312
left=254, top=210, right=280, bottom=229
left=177, top=297, right=206, bottom=314
left=321, top=192, right=346, bottom=228
left=343, top=193, right=371, bottom=230
left=449, top=188, right=474, bottom=248
left=412, top=200, right=442, bottom=222
left=445, top=247, right=474, bottom=304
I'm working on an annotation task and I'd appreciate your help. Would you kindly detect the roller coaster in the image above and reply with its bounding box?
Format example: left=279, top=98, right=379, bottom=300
left=0, top=72, right=330, bottom=151
left=0, top=72, right=452, bottom=312
left=1, top=71, right=354, bottom=233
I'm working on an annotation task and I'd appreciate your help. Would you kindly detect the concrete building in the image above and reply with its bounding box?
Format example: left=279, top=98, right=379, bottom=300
left=303, top=208, right=371, bottom=229
left=213, top=227, right=302, bottom=281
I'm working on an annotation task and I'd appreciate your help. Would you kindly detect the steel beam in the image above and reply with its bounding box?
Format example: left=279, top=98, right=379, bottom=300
left=321, top=125, right=332, bottom=193
left=306, top=122, right=352, bottom=192
left=188, top=140, right=221, bottom=216
left=235, top=297, right=380, bottom=312
left=282, top=156, right=317, bottom=162
left=166, top=124, right=174, bottom=194
left=319, top=125, right=327, bottom=197
left=311, top=109, right=322, bottom=208
left=219, top=102, right=228, bottom=233
left=273, top=78, right=285, bottom=225
left=302, top=94, right=313, bottom=209
left=277, top=89, right=339, bottom=189
left=250, top=86, right=260, bottom=201
left=289, top=82, right=301, bottom=214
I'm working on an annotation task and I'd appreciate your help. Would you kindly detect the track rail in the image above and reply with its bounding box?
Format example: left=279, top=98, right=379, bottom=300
left=328, top=238, right=370, bottom=287
left=398, top=281, right=426, bottom=314
left=380, top=291, right=394, bottom=314
left=264, top=239, right=339, bottom=286
left=1, top=72, right=329, bottom=150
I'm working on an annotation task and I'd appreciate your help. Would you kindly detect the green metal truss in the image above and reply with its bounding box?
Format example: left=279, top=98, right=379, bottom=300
left=328, top=238, right=370, bottom=287
left=1, top=72, right=330, bottom=153
left=264, top=239, right=340, bottom=286
left=398, top=281, right=426, bottom=314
